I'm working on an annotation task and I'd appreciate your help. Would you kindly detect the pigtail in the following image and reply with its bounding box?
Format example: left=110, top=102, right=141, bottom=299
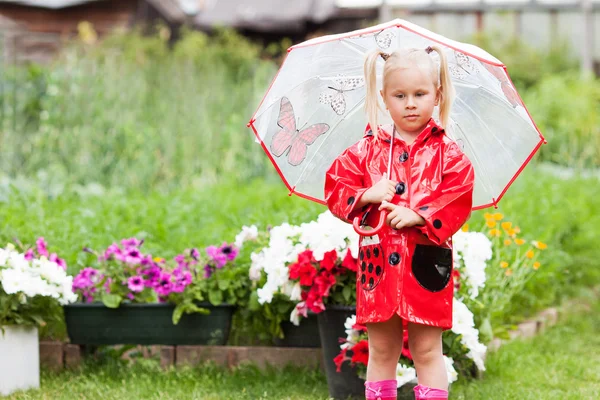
left=429, top=45, right=455, bottom=129
left=364, top=51, right=385, bottom=139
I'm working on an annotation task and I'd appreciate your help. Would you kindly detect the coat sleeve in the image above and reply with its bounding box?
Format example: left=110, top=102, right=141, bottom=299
left=324, top=140, right=370, bottom=223
left=412, top=142, right=475, bottom=245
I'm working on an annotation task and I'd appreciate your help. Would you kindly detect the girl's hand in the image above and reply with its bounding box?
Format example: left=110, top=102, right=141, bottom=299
left=362, top=173, right=396, bottom=204
left=379, top=202, right=426, bottom=229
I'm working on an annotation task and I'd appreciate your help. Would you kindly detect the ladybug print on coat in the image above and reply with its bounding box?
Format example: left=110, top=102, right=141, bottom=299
left=324, top=119, right=475, bottom=329
left=358, top=235, right=385, bottom=291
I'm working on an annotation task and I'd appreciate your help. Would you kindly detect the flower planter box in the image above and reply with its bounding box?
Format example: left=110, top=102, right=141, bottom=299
left=274, top=312, right=321, bottom=348
left=64, top=303, right=235, bottom=345
left=0, top=326, right=40, bottom=396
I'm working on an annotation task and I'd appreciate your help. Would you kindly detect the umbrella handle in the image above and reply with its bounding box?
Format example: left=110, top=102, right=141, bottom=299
left=353, top=209, right=387, bottom=237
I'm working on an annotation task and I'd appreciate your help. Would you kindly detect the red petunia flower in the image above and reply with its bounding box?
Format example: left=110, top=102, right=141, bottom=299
left=334, top=348, right=348, bottom=372
left=350, top=339, right=369, bottom=366
left=305, top=286, right=326, bottom=313
left=402, top=329, right=412, bottom=360
left=341, top=249, right=358, bottom=272
left=352, top=322, right=367, bottom=332
left=297, top=249, right=316, bottom=264
left=289, top=261, right=318, bottom=286
left=315, top=271, right=337, bottom=297
left=320, top=249, right=338, bottom=272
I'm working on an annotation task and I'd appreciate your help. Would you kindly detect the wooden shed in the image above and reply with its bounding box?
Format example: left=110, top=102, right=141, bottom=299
left=0, top=0, right=187, bottom=64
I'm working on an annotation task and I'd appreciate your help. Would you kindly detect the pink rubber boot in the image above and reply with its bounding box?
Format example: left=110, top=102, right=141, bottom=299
left=365, top=379, right=397, bottom=400
left=413, top=384, right=448, bottom=399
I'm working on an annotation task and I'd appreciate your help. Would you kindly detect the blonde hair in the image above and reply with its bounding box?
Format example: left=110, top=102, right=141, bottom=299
left=364, top=45, right=454, bottom=138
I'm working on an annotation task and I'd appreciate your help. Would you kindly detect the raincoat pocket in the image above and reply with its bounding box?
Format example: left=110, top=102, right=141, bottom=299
left=411, top=244, right=452, bottom=292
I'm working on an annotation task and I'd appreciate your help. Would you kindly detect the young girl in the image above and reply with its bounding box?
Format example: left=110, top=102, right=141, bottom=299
left=324, top=46, right=475, bottom=400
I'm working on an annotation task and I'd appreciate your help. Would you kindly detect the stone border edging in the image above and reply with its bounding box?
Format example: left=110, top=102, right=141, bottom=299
left=39, top=286, right=600, bottom=373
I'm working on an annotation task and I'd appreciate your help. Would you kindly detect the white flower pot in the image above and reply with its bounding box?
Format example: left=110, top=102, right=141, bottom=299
left=0, top=325, right=40, bottom=396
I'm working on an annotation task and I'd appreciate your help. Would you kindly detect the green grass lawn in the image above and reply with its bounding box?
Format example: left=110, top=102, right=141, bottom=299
left=6, top=298, right=599, bottom=400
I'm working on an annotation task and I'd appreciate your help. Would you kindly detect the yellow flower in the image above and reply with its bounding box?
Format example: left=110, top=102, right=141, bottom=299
left=501, top=221, right=512, bottom=231
left=500, top=261, right=509, bottom=268
left=514, top=238, right=525, bottom=246
left=153, top=257, right=165, bottom=263
left=504, top=239, right=512, bottom=246
left=484, top=212, right=493, bottom=220
left=526, top=250, right=535, bottom=259
left=533, top=262, right=541, bottom=270
left=514, top=226, right=521, bottom=234
left=493, top=213, right=504, bottom=221
left=531, top=241, right=548, bottom=250
left=507, top=229, right=517, bottom=237
left=486, top=220, right=497, bottom=228
left=488, top=229, right=501, bottom=237
left=505, top=268, right=513, bottom=276
left=461, top=224, right=469, bottom=232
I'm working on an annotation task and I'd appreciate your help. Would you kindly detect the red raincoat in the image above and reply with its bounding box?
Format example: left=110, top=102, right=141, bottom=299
left=325, top=119, right=474, bottom=329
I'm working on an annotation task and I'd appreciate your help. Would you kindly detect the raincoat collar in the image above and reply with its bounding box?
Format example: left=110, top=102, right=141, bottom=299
left=366, top=118, right=444, bottom=145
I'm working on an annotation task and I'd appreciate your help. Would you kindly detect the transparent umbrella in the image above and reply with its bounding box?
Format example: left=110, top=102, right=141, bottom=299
left=248, top=18, right=545, bottom=210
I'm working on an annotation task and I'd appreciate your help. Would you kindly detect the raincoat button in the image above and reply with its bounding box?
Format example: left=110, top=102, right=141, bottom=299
left=395, top=182, right=406, bottom=195
left=389, top=252, right=400, bottom=265
left=420, top=206, right=429, bottom=211
left=347, top=196, right=355, bottom=205
left=433, top=219, right=443, bottom=229
left=399, top=151, right=409, bottom=162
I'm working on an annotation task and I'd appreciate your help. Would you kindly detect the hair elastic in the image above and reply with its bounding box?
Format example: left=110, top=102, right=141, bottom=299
left=380, top=52, right=391, bottom=61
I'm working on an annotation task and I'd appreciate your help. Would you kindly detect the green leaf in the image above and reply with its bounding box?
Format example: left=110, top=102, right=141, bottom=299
left=208, top=289, right=223, bottom=305
left=218, top=280, right=230, bottom=291
left=102, top=293, right=123, bottom=309
left=342, top=286, right=352, bottom=302
left=172, top=304, right=185, bottom=325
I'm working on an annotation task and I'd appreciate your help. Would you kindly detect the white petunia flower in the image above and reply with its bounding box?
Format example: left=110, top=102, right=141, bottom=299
left=443, top=356, right=458, bottom=383
left=234, top=225, right=259, bottom=248
left=396, top=363, right=417, bottom=388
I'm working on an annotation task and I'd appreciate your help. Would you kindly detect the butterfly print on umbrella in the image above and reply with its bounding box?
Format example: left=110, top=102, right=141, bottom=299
left=270, top=97, right=330, bottom=166
left=448, top=51, right=479, bottom=80
left=319, top=75, right=365, bottom=115
left=482, top=64, right=523, bottom=108
left=375, top=29, right=395, bottom=49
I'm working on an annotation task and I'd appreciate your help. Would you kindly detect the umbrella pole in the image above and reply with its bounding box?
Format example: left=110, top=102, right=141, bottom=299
left=387, top=126, right=395, bottom=179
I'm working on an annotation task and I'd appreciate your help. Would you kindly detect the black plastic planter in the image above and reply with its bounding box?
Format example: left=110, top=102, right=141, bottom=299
left=64, top=303, right=235, bottom=345
left=274, top=312, right=321, bottom=348
left=317, top=305, right=365, bottom=399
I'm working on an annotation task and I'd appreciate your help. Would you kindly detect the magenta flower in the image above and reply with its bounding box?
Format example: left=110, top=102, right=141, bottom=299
left=124, top=247, right=142, bottom=264
left=36, top=237, right=49, bottom=257
left=219, top=243, right=238, bottom=261
left=174, top=254, right=188, bottom=269
left=171, top=267, right=193, bottom=293
left=191, top=248, right=200, bottom=260
left=24, top=249, right=35, bottom=261
left=127, top=276, right=144, bottom=293
left=127, top=293, right=135, bottom=300
left=121, top=238, right=143, bottom=248
left=142, top=266, right=161, bottom=288
left=49, top=253, right=67, bottom=270
left=206, top=246, right=227, bottom=268
left=155, top=272, right=173, bottom=297
left=103, top=243, right=122, bottom=261
left=203, top=264, right=214, bottom=279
